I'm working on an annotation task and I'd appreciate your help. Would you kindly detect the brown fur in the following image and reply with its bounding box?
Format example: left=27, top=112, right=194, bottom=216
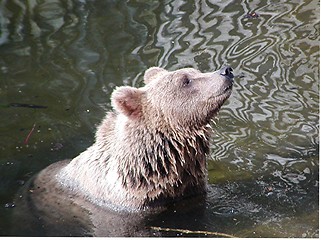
left=55, top=66, right=233, bottom=211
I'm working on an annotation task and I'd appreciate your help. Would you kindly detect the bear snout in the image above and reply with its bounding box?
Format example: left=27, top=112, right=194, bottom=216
left=209, top=66, right=234, bottom=97
left=219, top=66, right=234, bottom=80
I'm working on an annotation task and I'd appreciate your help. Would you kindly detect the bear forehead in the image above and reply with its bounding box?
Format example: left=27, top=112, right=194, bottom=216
left=166, top=68, right=201, bottom=77
left=172, top=67, right=200, bottom=74
left=154, top=68, right=202, bottom=83
left=143, top=67, right=204, bottom=86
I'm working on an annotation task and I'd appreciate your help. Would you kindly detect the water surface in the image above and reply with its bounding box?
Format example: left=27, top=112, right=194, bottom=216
left=0, top=0, right=319, bottom=237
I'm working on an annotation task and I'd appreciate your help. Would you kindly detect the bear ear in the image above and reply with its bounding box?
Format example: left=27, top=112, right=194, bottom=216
left=144, top=67, right=167, bottom=84
left=111, top=86, right=143, bottom=119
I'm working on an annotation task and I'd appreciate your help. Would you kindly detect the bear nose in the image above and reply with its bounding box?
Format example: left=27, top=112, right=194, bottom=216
left=220, top=66, right=234, bottom=79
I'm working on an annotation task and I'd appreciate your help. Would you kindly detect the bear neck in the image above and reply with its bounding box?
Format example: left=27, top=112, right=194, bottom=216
left=112, top=116, right=212, bottom=207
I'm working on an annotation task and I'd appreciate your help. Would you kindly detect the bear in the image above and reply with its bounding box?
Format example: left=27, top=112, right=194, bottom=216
left=12, top=66, right=233, bottom=236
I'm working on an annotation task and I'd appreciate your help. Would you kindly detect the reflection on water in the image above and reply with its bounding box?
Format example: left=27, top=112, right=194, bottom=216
left=0, top=0, right=319, bottom=237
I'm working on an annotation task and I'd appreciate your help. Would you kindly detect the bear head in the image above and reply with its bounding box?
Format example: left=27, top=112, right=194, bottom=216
left=111, top=66, right=233, bottom=133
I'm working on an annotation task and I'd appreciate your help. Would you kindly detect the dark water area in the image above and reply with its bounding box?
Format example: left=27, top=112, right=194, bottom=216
left=0, top=0, right=319, bottom=237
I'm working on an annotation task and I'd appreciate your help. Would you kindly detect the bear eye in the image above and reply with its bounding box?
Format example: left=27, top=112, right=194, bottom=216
left=182, top=76, right=192, bottom=87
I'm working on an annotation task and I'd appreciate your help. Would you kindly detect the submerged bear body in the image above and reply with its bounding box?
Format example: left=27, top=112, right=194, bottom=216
left=13, top=66, right=233, bottom=236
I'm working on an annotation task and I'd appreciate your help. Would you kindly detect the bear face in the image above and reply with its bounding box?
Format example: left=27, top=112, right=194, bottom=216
left=112, top=67, right=233, bottom=133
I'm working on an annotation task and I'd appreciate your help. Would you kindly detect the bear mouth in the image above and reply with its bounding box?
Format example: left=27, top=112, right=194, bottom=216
left=207, top=83, right=233, bottom=118
left=215, top=82, right=233, bottom=98
left=222, top=84, right=233, bottom=95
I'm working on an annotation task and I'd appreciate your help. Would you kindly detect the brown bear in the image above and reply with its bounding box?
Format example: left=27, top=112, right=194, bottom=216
left=13, top=66, right=233, bottom=236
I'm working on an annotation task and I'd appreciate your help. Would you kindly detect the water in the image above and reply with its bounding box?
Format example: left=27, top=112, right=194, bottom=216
left=0, top=0, right=319, bottom=237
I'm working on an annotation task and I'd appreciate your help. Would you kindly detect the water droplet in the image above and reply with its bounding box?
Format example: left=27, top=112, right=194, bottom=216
left=4, top=203, right=15, bottom=208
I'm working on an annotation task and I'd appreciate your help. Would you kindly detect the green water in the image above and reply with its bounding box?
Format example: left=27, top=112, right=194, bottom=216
left=0, top=0, right=319, bottom=237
